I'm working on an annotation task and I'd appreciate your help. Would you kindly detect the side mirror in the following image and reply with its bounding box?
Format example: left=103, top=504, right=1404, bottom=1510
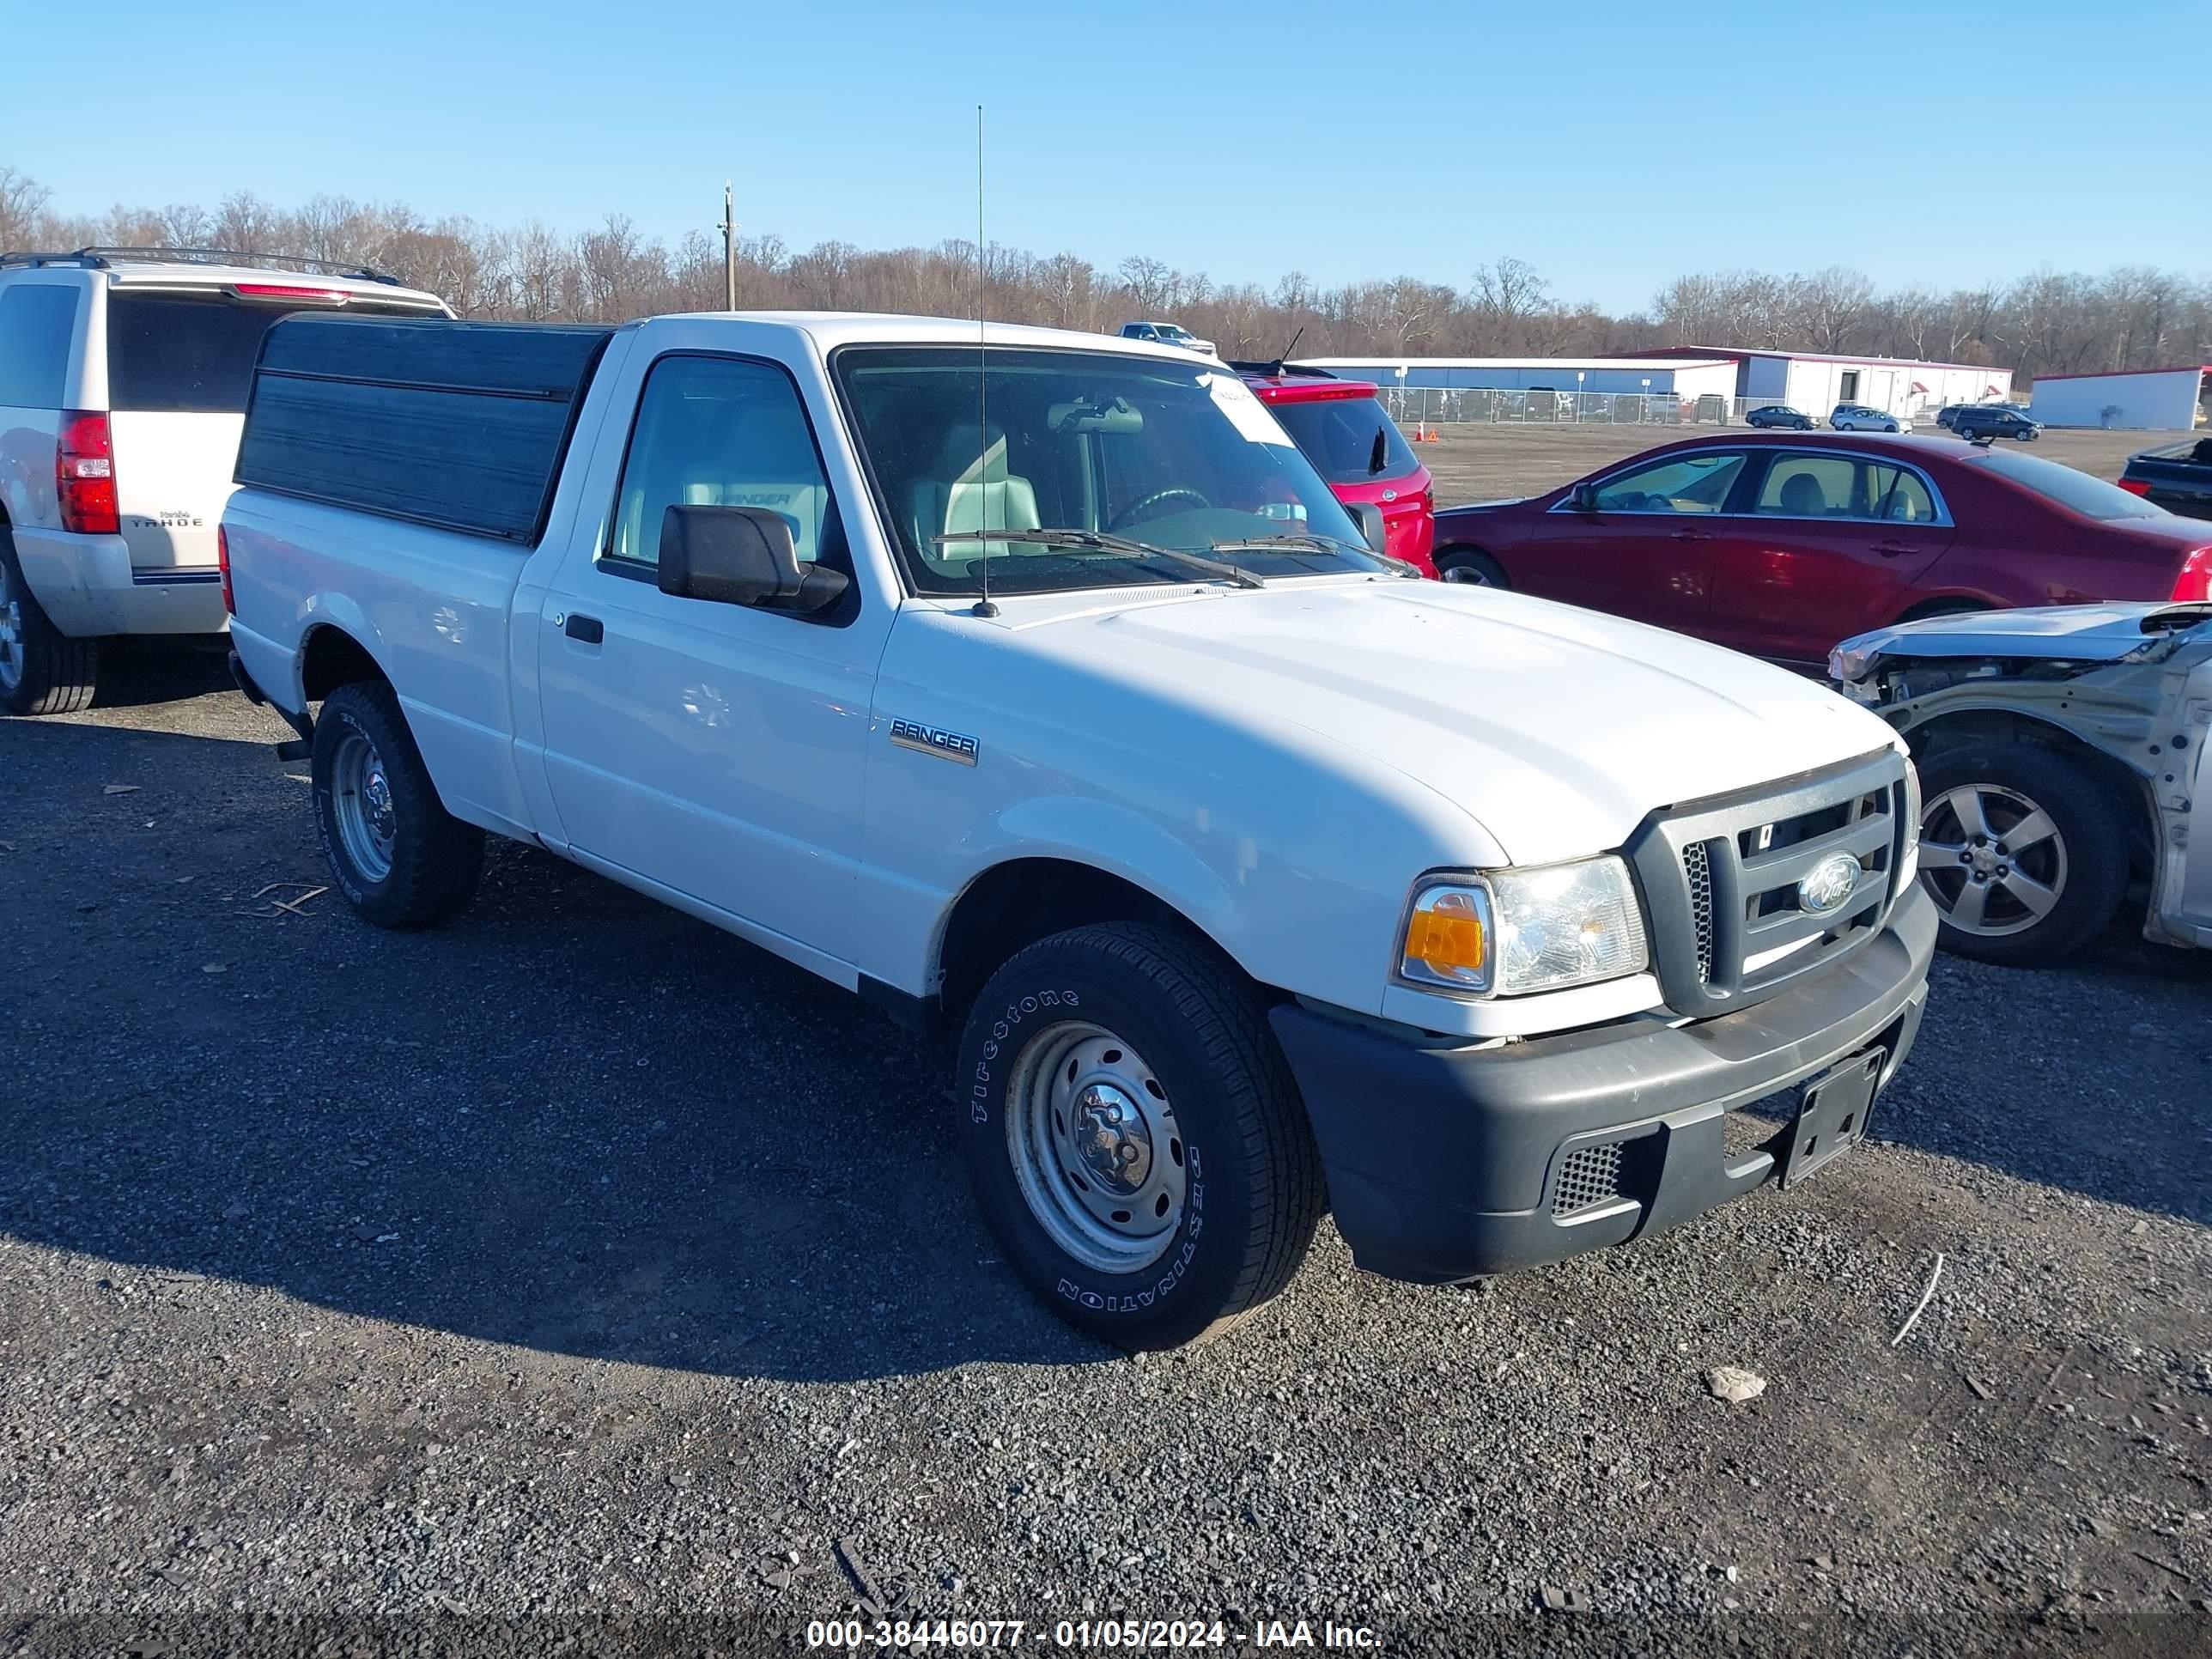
left=1345, top=501, right=1388, bottom=556
left=1569, top=482, right=1600, bottom=513
left=657, top=505, right=848, bottom=613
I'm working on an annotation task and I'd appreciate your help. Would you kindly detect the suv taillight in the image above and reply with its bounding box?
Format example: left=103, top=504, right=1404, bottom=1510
left=2117, top=477, right=2154, bottom=497
left=2173, top=546, right=2212, bottom=604
left=217, top=524, right=235, bottom=616
left=57, top=411, right=119, bottom=535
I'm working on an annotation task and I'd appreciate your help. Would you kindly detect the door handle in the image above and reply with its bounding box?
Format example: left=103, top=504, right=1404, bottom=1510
left=1872, top=541, right=1917, bottom=558
left=564, top=613, right=605, bottom=643
left=1670, top=529, right=1713, bottom=542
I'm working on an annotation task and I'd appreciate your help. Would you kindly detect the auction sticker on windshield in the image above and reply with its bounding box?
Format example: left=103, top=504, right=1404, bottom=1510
left=1201, top=373, right=1295, bottom=447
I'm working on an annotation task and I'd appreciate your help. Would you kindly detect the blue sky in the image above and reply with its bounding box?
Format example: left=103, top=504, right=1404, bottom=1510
left=8, top=0, right=2207, bottom=312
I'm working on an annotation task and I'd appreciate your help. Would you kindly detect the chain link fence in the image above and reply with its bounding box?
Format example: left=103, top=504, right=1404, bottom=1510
left=1374, top=387, right=1765, bottom=429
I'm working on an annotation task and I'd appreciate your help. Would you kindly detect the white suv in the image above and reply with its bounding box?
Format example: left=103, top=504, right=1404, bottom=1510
left=1829, top=402, right=1908, bottom=434
left=0, top=247, right=448, bottom=714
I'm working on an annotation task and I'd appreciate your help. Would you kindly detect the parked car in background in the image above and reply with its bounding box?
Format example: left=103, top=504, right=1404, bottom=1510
left=223, top=309, right=1935, bottom=1350
left=1831, top=601, right=2212, bottom=966
left=1954, top=406, right=2043, bottom=442
left=1431, top=432, right=2212, bottom=667
left=1118, top=319, right=1216, bottom=356
left=1934, top=404, right=1966, bottom=431
left=0, top=246, right=449, bottom=714
left=1237, top=364, right=1435, bottom=574
left=1831, top=403, right=1908, bottom=433
left=1746, top=404, right=1816, bottom=429
left=2118, top=437, right=2212, bottom=520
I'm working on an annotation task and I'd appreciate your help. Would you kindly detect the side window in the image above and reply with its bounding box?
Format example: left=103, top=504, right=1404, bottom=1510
left=607, top=356, right=838, bottom=571
left=1756, top=454, right=1862, bottom=518
left=1873, top=465, right=1939, bottom=523
left=0, top=284, right=81, bottom=409
left=1590, top=452, right=1747, bottom=514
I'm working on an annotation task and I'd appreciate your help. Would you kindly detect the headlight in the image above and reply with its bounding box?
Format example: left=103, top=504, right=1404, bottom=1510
left=1398, top=856, right=1650, bottom=998
left=1900, top=756, right=1923, bottom=884
left=1828, top=642, right=1875, bottom=684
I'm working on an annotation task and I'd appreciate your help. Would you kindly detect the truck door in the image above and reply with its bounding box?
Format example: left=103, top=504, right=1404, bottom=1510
left=533, top=349, right=887, bottom=970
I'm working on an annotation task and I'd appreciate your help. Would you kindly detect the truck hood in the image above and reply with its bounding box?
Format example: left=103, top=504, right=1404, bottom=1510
left=989, top=579, right=1898, bottom=864
left=1838, top=601, right=2212, bottom=666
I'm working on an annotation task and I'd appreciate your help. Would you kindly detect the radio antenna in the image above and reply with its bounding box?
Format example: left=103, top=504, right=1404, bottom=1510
left=970, top=103, right=997, bottom=618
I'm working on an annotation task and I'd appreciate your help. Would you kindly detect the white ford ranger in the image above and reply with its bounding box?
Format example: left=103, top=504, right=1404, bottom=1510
left=0, top=247, right=447, bottom=713
left=224, top=310, right=1936, bottom=1349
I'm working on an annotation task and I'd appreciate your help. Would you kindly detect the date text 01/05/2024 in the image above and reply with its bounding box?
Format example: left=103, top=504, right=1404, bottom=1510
left=805, top=1618, right=1382, bottom=1649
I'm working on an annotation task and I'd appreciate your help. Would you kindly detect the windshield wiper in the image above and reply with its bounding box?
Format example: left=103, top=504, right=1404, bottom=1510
left=1208, top=532, right=1423, bottom=579
left=932, top=527, right=1265, bottom=589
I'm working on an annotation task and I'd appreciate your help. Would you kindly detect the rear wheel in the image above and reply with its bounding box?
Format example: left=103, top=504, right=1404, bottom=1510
left=0, top=531, right=100, bottom=716
left=1436, top=549, right=1509, bottom=589
left=1916, top=743, right=2130, bottom=968
left=311, top=679, right=484, bottom=928
left=957, top=922, right=1323, bottom=1350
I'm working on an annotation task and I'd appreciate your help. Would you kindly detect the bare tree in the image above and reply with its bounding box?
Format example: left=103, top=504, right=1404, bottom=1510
left=2, top=160, right=2204, bottom=387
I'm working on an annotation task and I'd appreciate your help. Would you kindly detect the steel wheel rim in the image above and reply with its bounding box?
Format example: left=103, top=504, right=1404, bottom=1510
left=331, top=730, right=398, bottom=884
left=1918, top=782, right=2067, bottom=938
left=0, top=559, right=22, bottom=691
left=1006, top=1020, right=1187, bottom=1274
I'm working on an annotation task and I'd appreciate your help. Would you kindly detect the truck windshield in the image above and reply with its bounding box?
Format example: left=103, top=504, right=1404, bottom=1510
left=834, top=345, right=1389, bottom=597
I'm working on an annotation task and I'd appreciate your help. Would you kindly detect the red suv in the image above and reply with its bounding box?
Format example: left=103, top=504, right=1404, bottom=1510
left=1431, top=432, right=2212, bottom=665
left=1240, top=367, right=1436, bottom=575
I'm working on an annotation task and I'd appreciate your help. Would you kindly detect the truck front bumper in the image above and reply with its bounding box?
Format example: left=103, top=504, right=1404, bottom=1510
left=10, top=526, right=228, bottom=638
left=1270, top=885, right=1936, bottom=1284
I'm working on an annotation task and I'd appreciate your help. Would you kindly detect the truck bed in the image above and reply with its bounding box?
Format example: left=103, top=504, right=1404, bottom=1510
left=235, top=316, right=615, bottom=544
left=2123, top=438, right=2212, bottom=522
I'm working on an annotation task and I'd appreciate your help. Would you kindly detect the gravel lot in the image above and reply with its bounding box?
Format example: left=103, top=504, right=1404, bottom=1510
left=3, top=477, right=2210, bottom=1655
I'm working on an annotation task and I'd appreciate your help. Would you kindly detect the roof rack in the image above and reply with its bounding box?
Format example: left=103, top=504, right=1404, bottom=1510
left=0, top=246, right=403, bottom=284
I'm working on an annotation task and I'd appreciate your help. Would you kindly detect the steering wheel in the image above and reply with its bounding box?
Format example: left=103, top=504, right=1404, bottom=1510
left=1109, top=488, right=1211, bottom=532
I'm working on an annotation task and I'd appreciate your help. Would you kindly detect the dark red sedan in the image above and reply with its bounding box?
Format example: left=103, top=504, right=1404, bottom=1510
left=1431, top=432, right=2212, bottom=666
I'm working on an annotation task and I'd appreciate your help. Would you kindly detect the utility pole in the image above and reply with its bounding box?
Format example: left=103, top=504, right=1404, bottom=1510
left=717, top=180, right=738, bottom=312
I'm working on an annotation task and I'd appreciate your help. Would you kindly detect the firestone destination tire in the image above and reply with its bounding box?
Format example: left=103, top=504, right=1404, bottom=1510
left=957, top=922, right=1324, bottom=1350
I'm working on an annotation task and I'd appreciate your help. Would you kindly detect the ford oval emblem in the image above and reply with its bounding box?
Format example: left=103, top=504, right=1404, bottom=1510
left=1798, top=853, right=1862, bottom=916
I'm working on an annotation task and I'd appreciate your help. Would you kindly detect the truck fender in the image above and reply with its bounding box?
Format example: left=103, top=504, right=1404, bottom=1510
left=942, top=794, right=1247, bottom=969
left=291, top=592, right=393, bottom=706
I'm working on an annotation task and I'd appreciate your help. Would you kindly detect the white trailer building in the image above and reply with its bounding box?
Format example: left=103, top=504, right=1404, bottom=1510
left=2027, top=366, right=2211, bottom=431
left=1625, top=347, right=2013, bottom=422
left=1291, top=356, right=1742, bottom=404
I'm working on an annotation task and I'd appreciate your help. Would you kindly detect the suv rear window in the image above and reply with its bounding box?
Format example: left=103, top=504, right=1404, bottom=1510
left=1267, top=394, right=1420, bottom=484
left=106, top=292, right=430, bottom=414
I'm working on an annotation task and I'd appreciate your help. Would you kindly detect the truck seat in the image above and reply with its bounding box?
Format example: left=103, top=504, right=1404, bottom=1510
left=910, top=425, right=1040, bottom=563
left=678, top=400, right=830, bottom=563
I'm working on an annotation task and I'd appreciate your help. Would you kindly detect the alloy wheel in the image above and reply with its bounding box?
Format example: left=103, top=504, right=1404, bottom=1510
left=1918, top=782, right=2068, bottom=938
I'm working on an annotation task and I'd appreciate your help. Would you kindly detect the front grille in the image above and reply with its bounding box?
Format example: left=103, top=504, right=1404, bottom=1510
left=1553, top=1141, right=1626, bottom=1217
left=1684, top=841, right=1716, bottom=984
left=1626, top=750, right=1907, bottom=1018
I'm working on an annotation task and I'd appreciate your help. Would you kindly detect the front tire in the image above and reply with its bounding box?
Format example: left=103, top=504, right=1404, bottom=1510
left=957, top=922, right=1323, bottom=1350
left=311, top=679, right=484, bottom=929
left=0, top=531, right=100, bottom=716
left=1916, top=743, right=2130, bottom=968
left=1436, top=549, right=1509, bottom=588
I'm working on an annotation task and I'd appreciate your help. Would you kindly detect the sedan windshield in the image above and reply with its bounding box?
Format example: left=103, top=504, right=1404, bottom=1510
left=834, top=346, right=1389, bottom=597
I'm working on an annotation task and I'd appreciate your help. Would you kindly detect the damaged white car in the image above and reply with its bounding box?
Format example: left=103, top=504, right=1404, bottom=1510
left=1832, top=602, right=2212, bottom=966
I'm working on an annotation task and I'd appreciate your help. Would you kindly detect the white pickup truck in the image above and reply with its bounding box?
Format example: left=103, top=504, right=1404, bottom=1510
left=225, top=310, right=1936, bottom=1349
